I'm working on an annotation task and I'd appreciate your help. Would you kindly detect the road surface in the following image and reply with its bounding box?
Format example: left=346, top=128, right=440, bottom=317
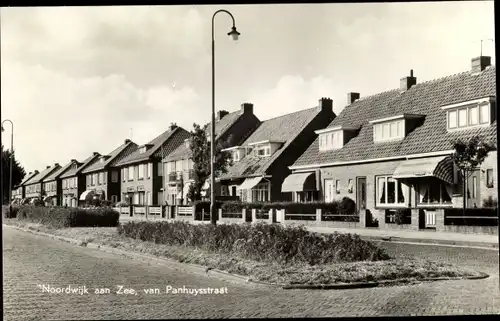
left=3, top=226, right=500, bottom=319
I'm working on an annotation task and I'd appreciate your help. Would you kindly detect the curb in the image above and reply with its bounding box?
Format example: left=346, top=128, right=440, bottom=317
left=4, top=223, right=490, bottom=291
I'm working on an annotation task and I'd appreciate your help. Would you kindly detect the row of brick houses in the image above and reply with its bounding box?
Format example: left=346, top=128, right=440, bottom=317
left=11, top=56, right=497, bottom=215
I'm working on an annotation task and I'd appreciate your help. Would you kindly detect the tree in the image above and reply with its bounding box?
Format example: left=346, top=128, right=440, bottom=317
left=186, top=123, right=233, bottom=206
left=1, top=145, right=26, bottom=205
left=451, top=136, right=494, bottom=214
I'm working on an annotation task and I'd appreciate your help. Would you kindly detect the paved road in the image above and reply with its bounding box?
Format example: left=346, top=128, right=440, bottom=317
left=3, top=227, right=500, bottom=320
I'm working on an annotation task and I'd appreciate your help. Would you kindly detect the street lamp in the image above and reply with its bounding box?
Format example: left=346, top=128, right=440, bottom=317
left=1, top=119, right=14, bottom=214
left=210, top=9, right=240, bottom=225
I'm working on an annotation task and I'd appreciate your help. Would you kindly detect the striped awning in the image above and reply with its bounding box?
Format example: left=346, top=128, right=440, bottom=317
left=79, top=190, right=95, bottom=201
left=392, top=155, right=454, bottom=185
left=281, top=172, right=316, bottom=192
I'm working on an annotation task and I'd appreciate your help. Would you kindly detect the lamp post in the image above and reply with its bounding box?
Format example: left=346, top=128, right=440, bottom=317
left=1, top=119, right=14, bottom=214
left=210, top=9, right=240, bottom=225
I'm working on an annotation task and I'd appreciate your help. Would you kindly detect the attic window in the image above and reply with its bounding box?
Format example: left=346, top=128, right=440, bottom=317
left=373, top=120, right=404, bottom=142
left=443, top=97, right=494, bottom=131
left=319, top=131, right=343, bottom=151
left=139, top=146, right=147, bottom=154
left=100, top=157, right=106, bottom=163
left=254, top=144, right=271, bottom=157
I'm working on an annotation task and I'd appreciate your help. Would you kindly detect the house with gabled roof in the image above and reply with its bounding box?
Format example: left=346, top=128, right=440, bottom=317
left=162, top=103, right=260, bottom=205
left=217, top=98, right=336, bottom=202
left=80, top=139, right=138, bottom=205
left=59, top=152, right=101, bottom=207
left=24, top=164, right=62, bottom=202
left=287, top=56, right=496, bottom=229
left=13, top=170, right=39, bottom=203
left=43, top=159, right=81, bottom=206
left=115, top=124, right=190, bottom=206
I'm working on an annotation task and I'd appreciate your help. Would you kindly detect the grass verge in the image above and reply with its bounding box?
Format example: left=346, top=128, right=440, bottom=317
left=3, top=219, right=484, bottom=286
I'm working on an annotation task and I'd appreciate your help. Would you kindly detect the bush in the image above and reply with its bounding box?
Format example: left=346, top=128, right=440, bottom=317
left=32, top=198, right=44, bottom=207
left=16, top=205, right=119, bottom=228
left=483, top=196, right=498, bottom=208
left=339, top=197, right=356, bottom=214
left=117, top=221, right=391, bottom=265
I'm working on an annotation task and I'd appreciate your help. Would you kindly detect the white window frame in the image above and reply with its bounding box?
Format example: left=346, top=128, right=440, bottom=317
left=374, top=120, right=405, bottom=143
left=128, top=166, right=134, bottom=181
left=111, top=171, right=118, bottom=183
left=446, top=101, right=492, bottom=131
left=448, top=110, right=457, bottom=129
left=417, top=181, right=453, bottom=206
left=251, top=182, right=270, bottom=202
left=335, top=179, right=341, bottom=194
left=98, top=173, right=102, bottom=184
left=376, top=176, right=407, bottom=207
left=486, top=168, right=494, bottom=188
left=148, top=163, right=153, bottom=178
left=138, top=164, right=144, bottom=180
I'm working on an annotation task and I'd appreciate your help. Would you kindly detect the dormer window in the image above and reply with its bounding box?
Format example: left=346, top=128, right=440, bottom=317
left=369, top=114, right=424, bottom=143
left=139, top=146, right=147, bottom=154
left=232, top=151, right=240, bottom=162
left=100, top=157, right=106, bottom=163
left=315, top=125, right=360, bottom=151
left=255, top=145, right=271, bottom=157
left=443, top=97, right=495, bottom=131
left=247, top=140, right=283, bottom=158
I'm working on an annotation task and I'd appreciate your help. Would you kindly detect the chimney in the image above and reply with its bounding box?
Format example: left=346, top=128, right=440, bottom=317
left=71, top=159, right=77, bottom=163
left=46, top=166, right=50, bottom=169
left=169, top=123, right=178, bottom=130
left=124, top=139, right=131, bottom=144
left=54, top=163, right=59, bottom=167
left=28, top=172, right=32, bottom=175
left=400, top=69, right=417, bottom=92
left=347, top=92, right=360, bottom=104
left=241, top=103, right=253, bottom=114
left=471, top=56, right=491, bottom=73
left=318, top=97, right=333, bottom=111
left=217, top=110, right=229, bottom=120
left=93, top=152, right=99, bottom=156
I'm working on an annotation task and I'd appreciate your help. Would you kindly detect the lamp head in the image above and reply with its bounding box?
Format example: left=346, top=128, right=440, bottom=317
left=228, top=26, right=240, bottom=41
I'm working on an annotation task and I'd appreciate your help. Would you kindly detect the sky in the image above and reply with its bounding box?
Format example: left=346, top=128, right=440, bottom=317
left=0, top=2, right=496, bottom=173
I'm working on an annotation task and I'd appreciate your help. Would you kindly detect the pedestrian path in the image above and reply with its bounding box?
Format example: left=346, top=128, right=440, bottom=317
left=307, top=226, right=499, bottom=247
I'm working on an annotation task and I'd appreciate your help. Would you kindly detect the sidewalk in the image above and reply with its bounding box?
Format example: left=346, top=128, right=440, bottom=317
left=307, top=226, right=499, bottom=249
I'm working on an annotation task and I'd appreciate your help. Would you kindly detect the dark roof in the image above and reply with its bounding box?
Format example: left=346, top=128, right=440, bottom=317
left=219, top=106, right=326, bottom=180
left=82, top=140, right=138, bottom=174
left=19, top=171, right=39, bottom=186
left=163, top=110, right=246, bottom=162
left=116, top=127, right=190, bottom=166
left=26, top=165, right=61, bottom=185
left=293, top=66, right=497, bottom=167
left=44, top=161, right=76, bottom=182
left=59, top=153, right=100, bottom=178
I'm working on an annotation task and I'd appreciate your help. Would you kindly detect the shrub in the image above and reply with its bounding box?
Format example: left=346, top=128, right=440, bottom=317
left=483, top=196, right=498, bottom=208
left=16, top=205, right=119, bottom=228
left=32, top=198, right=44, bottom=207
left=117, top=221, right=391, bottom=265
left=2, top=205, right=19, bottom=218
left=339, top=197, right=356, bottom=214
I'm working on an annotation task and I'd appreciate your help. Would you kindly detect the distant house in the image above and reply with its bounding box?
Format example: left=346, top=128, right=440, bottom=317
left=218, top=98, right=336, bottom=202
left=162, top=103, right=260, bottom=205
left=24, top=164, right=62, bottom=202
left=80, top=139, right=138, bottom=205
left=288, top=56, right=496, bottom=225
left=115, top=124, right=190, bottom=206
left=59, top=152, right=101, bottom=207
left=13, top=171, right=39, bottom=203
left=43, top=160, right=81, bottom=206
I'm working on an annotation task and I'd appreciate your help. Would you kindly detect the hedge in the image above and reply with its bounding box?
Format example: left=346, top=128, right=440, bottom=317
left=117, top=221, right=391, bottom=265
left=444, top=207, right=498, bottom=226
left=16, top=206, right=120, bottom=228
left=2, top=205, right=19, bottom=218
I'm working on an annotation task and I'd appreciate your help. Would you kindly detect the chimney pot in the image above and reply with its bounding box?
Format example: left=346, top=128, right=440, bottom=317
left=46, top=166, right=50, bottom=169
left=471, top=56, right=491, bottom=73
left=400, top=70, right=417, bottom=92
left=217, top=110, right=229, bottom=120
left=241, top=103, right=254, bottom=114
left=93, top=152, right=99, bottom=156
left=318, top=97, right=333, bottom=111
left=347, top=92, right=360, bottom=104
left=71, top=159, right=77, bottom=162
left=29, top=172, right=32, bottom=175
left=125, top=139, right=131, bottom=144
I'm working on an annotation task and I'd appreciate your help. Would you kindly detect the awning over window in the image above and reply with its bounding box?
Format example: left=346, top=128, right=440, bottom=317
left=392, top=155, right=454, bottom=185
left=238, top=177, right=263, bottom=190
left=281, top=172, right=316, bottom=192
left=79, top=190, right=95, bottom=201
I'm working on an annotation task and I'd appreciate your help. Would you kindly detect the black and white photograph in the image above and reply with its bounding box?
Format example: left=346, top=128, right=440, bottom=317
left=1, top=1, right=499, bottom=319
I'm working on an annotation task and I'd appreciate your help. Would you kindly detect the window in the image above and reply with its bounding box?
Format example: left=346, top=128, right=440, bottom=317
left=103, top=172, right=107, bottom=184
left=376, top=176, right=406, bottom=206
left=319, top=131, right=343, bottom=151
left=157, top=162, right=163, bottom=176
left=98, top=173, right=102, bottom=184
left=93, top=174, right=98, bottom=185
left=252, top=183, right=270, bottom=202
left=111, top=195, right=118, bottom=203
left=448, top=110, right=457, bottom=128
left=374, top=120, right=404, bottom=142
left=335, top=180, right=340, bottom=194
left=479, top=102, right=490, bottom=124
left=148, top=163, right=153, bottom=178
left=73, top=177, right=77, bottom=188
left=468, top=106, right=478, bottom=125
left=347, top=179, right=353, bottom=193
left=175, top=161, right=183, bottom=173
left=111, top=171, right=119, bottom=183
left=90, top=174, right=94, bottom=186
left=255, top=145, right=271, bottom=157
left=458, top=108, right=467, bottom=127
left=418, top=180, right=452, bottom=205
left=128, top=166, right=134, bottom=181
left=122, top=168, right=125, bottom=182
left=139, top=146, right=147, bottom=154
left=138, top=164, right=144, bottom=179
left=486, top=169, right=494, bottom=188
left=233, top=151, right=240, bottom=162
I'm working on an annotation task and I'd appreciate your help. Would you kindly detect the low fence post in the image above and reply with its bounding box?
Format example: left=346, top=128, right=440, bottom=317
left=201, top=208, right=205, bottom=221
left=218, top=208, right=222, bottom=222
left=252, top=209, right=256, bottom=222
left=242, top=209, right=247, bottom=223
left=316, top=208, right=322, bottom=222
left=269, top=209, right=275, bottom=224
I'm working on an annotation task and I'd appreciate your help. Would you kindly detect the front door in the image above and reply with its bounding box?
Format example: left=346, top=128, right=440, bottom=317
left=467, top=170, right=481, bottom=208
left=324, top=179, right=334, bottom=202
left=356, top=177, right=367, bottom=213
